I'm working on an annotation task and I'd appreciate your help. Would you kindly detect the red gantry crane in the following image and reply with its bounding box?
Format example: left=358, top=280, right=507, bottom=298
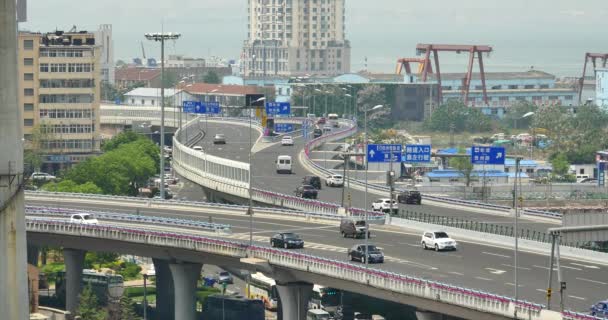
left=396, top=57, right=432, bottom=75
left=409, top=44, right=493, bottom=105
left=578, top=52, right=608, bottom=104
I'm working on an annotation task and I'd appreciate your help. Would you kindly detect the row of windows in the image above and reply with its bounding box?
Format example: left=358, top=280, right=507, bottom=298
left=39, top=63, right=94, bottom=73
left=40, top=124, right=95, bottom=134
left=460, top=95, right=574, bottom=102
left=40, top=94, right=94, bottom=104
left=39, top=48, right=93, bottom=58
left=42, top=140, right=94, bottom=150
left=442, top=84, right=551, bottom=91
left=40, top=109, right=95, bottom=119
left=40, top=79, right=95, bottom=89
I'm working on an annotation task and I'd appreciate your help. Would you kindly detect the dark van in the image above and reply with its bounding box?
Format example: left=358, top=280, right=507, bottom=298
left=340, top=219, right=369, bottom=238
left=397, top=190, right=422, bottom=205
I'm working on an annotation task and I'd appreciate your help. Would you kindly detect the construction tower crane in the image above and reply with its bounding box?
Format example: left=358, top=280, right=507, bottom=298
left=414, top=44, right=493, bottom=105
left=578, top=52, right=608, bottom=104
left=141, top=41, right=146, bottom=60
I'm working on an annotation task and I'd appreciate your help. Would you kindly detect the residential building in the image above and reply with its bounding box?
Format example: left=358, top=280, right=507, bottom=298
left=182, top=83, right=272, bottom=109
left=114, top=66, right=161, bottom=89
left=122, top=88, right=191, bottom=108
left=95, top=24, right=114, bottom=84
left=437, top=70, right=577, bottom=117
left=166, top=54, right=206, bottom=68
left=18, top=30, right=101, bottom=171
left=597, top=68, right=608, bottom=109
left=242, top=0, right=351, bottom=77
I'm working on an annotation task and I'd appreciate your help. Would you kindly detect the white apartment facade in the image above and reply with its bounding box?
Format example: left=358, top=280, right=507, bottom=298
left=95, top=24, right=115, bottom=84
left=242, top=0, right=351, bottom=77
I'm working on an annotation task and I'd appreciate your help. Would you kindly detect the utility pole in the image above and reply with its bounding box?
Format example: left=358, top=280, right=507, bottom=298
left=0, top=0, right=29, bottom=318
left=145, top=32, right=181, bottom=200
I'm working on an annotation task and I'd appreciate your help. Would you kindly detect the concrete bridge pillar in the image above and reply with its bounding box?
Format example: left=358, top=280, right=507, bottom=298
left=169, top=262, right=202, bottom=320
left=276, top=281, right=313, bottom=320
left=153, top=258, right=175, bottom=320
left=27, top=245, right=39, bottom=266
left=63, top=249, right=86, bottom=314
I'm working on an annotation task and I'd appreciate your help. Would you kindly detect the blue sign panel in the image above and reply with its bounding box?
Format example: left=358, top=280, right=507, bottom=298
left=275, top=123, right=294, bottom=133
left=203, top=102, right=221, bottom=114
left=471, top=146, right=506, bottom=165
left=367, top=144, right=402, bottom=163
left=183, top=101, right=203, bottom=114
left=266, top=102, right=291, bottom=115
left=403, top=144, right=432, bottom=163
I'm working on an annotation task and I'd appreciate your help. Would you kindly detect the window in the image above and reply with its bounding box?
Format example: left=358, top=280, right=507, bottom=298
left=524, top=85, right=535, bottom=89
left=23, top=39, right=34, bottom=50
left=24, top=119, right=34, bottom=126
left=39, top=64, right=48, bottom=72
left=508, top=85, right=518, bottom=90
left=24, top=73, right=34, bottom=81
left=580, top=169, right=585, bottom=174
left=24, top=88, right=34, bottom=96
left=24, top=58, right=33, bottom=66
left=23, top=103, right=34, bottom=111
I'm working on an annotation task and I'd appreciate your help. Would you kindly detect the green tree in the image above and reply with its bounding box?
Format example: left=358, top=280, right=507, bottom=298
left=450, top=155, right=474, bottom=187
left=203, top=70, right=221, bottom=84
left=504, top=102, right=538, bottom=129
left=41, top=180, right=103, bottom=194
left=424, top=100, right=492, bottom=133
left=76, top=284, right=108, bottom=320
left=85, top=252, right=121, bottom=269
left=551, top=153, right=570, bottom=176
left=118, top=294, right=141, bottom=320
left=101, top=131, right=141, bottom=152
left=101, top=82, right=121, bottom=102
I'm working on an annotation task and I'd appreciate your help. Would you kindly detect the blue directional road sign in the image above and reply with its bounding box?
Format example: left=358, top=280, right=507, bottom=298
left=403, top=144, right=432, bottom=163
left=367, top=144, right=402, bottom=163
left=275, top=123, right=294, bottom=133
left=266, top=102, right=291, bottom=115
left=471, top=146, right=506, bottom=165
left=183, top=101, right=201, bottom=113
left=202, top=101, right=221, bottom=114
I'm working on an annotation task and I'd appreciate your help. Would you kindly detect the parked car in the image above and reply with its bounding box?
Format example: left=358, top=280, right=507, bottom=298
left=295, top=185, right=318, bottom=199
left=313, top=128, right=323, bottom=138
left=213, top=134, right=226, bottom=144
left=302, top=175, right=322, bottom=190
left=276, top=155, right=293, bottom=174
left=281, top=136, right=294, bottom=146
left=340, top=219, right=369, bottom=238
left=421, top=231, right=458, bottom=251
left=371, top=198, right=397, bottom=213
left=397, top=191, right=421, bottom=205
left=348, top=244, right=384, bottom=264
left=31, top=172, right=56, bottom=181
left=216, top=271, right=233, bottom=285
left=591, top=300, right=608, bottom=317
left=70, top=213, right=99, bottom=225
left=270, top=232, right=304, bottom=249
left=325, top=174, right=344, bottom=187
left=193, top=145, right=204, bottom=152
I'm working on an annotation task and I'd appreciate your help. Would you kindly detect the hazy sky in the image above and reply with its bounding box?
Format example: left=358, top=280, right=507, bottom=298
left=21, top=0, right=608, bottom=76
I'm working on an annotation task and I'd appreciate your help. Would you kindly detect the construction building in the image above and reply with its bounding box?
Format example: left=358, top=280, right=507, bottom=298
left=18, top=29, right=102, bottom=172
left=242, top=0, right=351, bottom=78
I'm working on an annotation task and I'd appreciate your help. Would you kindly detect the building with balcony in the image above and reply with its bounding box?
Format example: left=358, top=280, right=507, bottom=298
left=242, top=0, right=351, bottom=77
left=18, top=30, right=101, bottom=172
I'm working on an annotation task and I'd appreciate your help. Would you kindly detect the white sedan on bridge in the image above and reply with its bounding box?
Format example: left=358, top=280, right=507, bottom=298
left=421, top=231, right=458, bottom=251
left=281, top=136, right=294, bottom=146
left=70, top=213, right=99, bottom=225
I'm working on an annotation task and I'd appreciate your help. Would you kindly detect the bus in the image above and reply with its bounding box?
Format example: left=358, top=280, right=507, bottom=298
left=309, top=285, right=341, bottom=316
left=202, top=294, right=265, bottom=320
left=245, top=272, right=278, bottom=310
left=55, top=269, right=124, bottom=306
left=328, top=113, right=339, bottom=127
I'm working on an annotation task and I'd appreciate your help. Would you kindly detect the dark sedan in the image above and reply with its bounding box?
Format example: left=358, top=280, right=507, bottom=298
left=295, top=185, right=318, bottom=199
left=270, top=233, right=304, bottom=249
left=348, top=244, right=384, bottom=264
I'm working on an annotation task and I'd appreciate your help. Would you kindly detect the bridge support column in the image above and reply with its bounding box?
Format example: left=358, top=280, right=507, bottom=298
left=153, top=258, right=175, bottom=320
left=64, top=249, right=85, bottom=314
left=27, top=245, right=40, bottom=266
left=169, top=262, right=202, bottom=320
left=416, top=310, right=450, bottom=320
left=276, top=282, right=313, bottom=320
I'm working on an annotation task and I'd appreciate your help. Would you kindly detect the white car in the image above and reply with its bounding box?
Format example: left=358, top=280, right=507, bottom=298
left=371, top=198, right=397, bottom=212
left=325, top=174, right=344, bottom=187
left=281, top=136, right=294, bottom=146
left=421, top=231, right=458, bottom=251
left=192, top=145, right=203, bottom=152
left=31, top=172, right=56, bottom=181
left=70, top=213, right=99, bottom=225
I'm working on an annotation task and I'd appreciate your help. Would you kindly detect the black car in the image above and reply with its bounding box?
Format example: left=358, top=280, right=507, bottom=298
left=295, top=185, right=318, bottom=199
left=348, top=244, right=384, bottom=264
left=397, top=190, right=421, bottom=205
left=270, top=232, right=304, bottom=249
left=313, top=128, right=323, bottom=138
left=302, top=175, right=322, bottom=190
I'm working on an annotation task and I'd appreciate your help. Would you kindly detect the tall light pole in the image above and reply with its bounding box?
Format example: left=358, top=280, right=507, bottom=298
left=145, top=32, right=181, bottom=200
left=364, top=104, right=384, bottom=265
left=249, top=96, right=266, bottom=246
left=523, top=112, right=535, bottom=159
left=314, top=88, right=323, bottom=116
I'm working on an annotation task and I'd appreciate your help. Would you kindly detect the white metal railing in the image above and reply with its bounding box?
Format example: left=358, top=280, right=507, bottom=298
left=26, top=218, right=580, bottom=320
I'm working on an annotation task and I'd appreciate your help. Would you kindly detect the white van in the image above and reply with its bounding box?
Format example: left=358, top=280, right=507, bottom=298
left=276, top=155, right=293, bottom=174
left=307, top=309, right=330, bottom=320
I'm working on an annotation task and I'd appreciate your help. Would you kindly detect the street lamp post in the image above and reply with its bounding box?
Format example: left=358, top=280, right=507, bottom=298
left=145, top=32, right=181, bottom=200
left=364, top=104, right=384, bottom=265
left=249, top=96, right=266, bottom=246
